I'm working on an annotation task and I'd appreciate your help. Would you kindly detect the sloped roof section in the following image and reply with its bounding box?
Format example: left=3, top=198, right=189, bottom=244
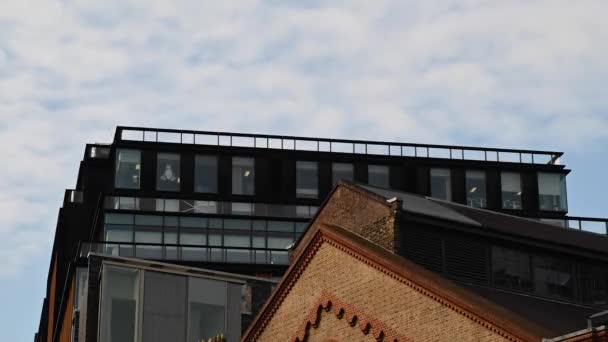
left=358, top=183, right=608, bottom=256
left=358, top=184, right=481, bottom=227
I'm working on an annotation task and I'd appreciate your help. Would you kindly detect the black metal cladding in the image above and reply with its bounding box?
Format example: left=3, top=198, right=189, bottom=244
left=399, top=222, right=608, bottom=307
left=401, top=226, right=443, bottom=273
left=445, top=235, right=488, bottom=284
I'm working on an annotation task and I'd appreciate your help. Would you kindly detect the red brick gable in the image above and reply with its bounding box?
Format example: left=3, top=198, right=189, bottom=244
left=242, top=222, right=550, bottom=341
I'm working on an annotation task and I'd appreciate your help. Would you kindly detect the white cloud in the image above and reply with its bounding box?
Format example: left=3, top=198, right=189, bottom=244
left=0, top=0, right=607, bottom=279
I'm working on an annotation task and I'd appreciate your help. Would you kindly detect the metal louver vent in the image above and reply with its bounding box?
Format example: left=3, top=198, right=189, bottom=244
left=445, top=236, right=488, bottom=284
left=401, top=227, right=443, bottom=273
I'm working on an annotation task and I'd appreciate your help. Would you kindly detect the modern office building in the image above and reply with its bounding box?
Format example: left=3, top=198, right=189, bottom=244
left=35, top=126, right=607, bottom=342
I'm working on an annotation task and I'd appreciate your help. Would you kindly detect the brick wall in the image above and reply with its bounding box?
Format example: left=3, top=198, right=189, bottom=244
left=255, top=240, right=518, bottom=342
left=316, top=185, right=399, bottom=252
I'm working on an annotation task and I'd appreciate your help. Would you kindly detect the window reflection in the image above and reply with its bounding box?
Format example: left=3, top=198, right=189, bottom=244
left=232, top=157, right=255, bottom=195
left=102, top=213, right=304, bottom=264
left=466, top=170, right=486, bottom=208
left=430, top=168, right=451, bottom=201
left=296, top=161, right=319, bottom=198
left=368, top=165, right=389, bottom=188
left=492, top=246, right=532, bottom=291
left=501, top=172, right=522, bottom=209
left=534, top=256, right=574, bottom=299
left=332, top=163, right=353, bottom=186
left=157, top=153, right=180, bottom=191
left=115, top=149, right=140, bottom=189
left=99, top=266, right=140, bottom=342
left=538, top=173, right=568, bottom=211
left=195, top=155, right=217, bottom=193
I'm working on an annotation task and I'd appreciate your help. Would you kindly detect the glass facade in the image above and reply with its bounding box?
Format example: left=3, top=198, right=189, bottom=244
left=296, top=161, right=318, bottom=198
left=332, top=163, right=353, bottom=186
left=99, top=266, right=140, bottom=342
left=538, top=172, right=567, bottom=211
left=466, top=170, right=486, bottom=208
left=103, top=213, right=304, bottom=264
left=194, top=155, right=217, bottom=193
left=368, top=165, right=389, bottom=188
left=157, top=153, right=180, bottom=191
left=115, top=149, right=141, bottom=189
left=430, top=168, right=451, bottom=201
left=142, top=272, right=187, bottom=342
left=232, top=157, right=255, bottom=195
left=501, top=172, right=522, bottom=209
left=98, top=265, right=241, bottom=342
left=491, top=246, right=532, bottom=291
left=105, top=196, right=318, bottom=219
left=533, top=256, right=574, bottom=299
left=579, top=264, right=608, bottom=306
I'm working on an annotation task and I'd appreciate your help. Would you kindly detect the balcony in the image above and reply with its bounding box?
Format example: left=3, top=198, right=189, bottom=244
left=79, top=242, right=290, bottom=265
left=115, top=126, right=564, bottom=165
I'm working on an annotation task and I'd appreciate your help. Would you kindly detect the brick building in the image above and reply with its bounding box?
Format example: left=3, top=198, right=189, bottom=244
left=243, top=182, right=608, bottom=341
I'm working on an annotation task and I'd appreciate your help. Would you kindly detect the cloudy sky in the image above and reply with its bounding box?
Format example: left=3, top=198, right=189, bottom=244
left=1, top=0, right=607, bottom=339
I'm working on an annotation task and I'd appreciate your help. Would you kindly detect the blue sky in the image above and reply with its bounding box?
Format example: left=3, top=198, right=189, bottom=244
left=1, top=0, right=607, bottom=340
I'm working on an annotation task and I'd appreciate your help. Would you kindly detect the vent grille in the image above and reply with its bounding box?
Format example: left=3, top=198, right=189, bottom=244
left=445, top=236, right=488, bottom=284
left=401, top=227, right=443, bottom=273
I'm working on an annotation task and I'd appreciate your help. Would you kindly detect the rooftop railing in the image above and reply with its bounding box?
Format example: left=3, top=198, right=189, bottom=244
left=79, top=242, right=290, bottom=265
left=115, top=126, right=564, bottom=165
left=540, top=217, right=608, bottom=235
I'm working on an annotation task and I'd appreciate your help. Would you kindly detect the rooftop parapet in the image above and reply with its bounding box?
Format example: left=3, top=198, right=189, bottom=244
left=114, top=126, right=564, bottom=165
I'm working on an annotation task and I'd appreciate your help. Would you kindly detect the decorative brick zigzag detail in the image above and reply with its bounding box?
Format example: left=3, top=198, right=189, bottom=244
left=292, top=294, right=410, bottom=342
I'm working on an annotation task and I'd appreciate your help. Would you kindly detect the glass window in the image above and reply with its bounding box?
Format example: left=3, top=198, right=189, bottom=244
left=193, top=201, right=218, bottom=214
left=134, top=228, right=162, bottom=259
left=501, top=172, right=522, bottom=209
left=296, top=161, right=319, bottom=198
left=579, top=264, right=608, bottom=306
left=188, top=278, right=227, bottom=342
left=332, top=163, right=353, bottom=186
left=430, top=168, right=451, bottom=201
left=104, top=224, right=133, bottom=243
left=268, top=233, right=294, bottom=249
left=491, top=246, right=532, bottom=291
left=466, top=170, right=486, bottom=208
left=533, top=256, right=574, bottom=299
left=105, top=213, right=133, bottom=225
left=99, top=266, right=140, bottom=342
left=368, top=165, right=389, bottom=188
left=115, top=149, right=141, bottom=189
left=142, top=272, right=187, bottom=342
left=232, top=157, right=255, bottom=195
left=538, top=173, right=568, bottom=211
left=157, top=153, right=180, bottom=191
left=195, top=156, right=217, bottom=193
